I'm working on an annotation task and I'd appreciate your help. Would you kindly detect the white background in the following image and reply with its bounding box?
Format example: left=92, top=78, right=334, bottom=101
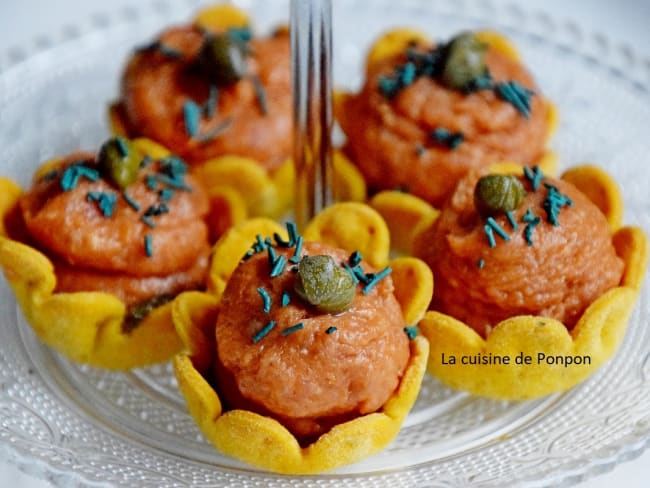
left=0, top=0, right=649, bottom=486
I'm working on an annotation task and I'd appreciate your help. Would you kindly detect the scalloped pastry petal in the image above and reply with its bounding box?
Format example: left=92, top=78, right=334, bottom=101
left=172, top=287, right=428, bottom=474
left=195, top=156, right=280, bottom=217
left=419, top=225, right=647, bottom=399
left=389, top=256, right=434, bottom=325
left=193, top=4, right=250, bottom=32
left=561, top=165, right=624, bottom=232
left=205, top=186, right=248, bottom=243
left=0, top=178, right=21, bottom=237
left=303, top=202, right=390, bottom=268
left=369, top=191, right=439, bottom=255
left=333, top=150, right=367, bottom=202
left=270, top=158, right=295, bottom=215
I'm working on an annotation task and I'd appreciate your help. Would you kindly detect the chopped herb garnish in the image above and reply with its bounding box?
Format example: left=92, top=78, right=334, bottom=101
left=145, top=175, right=158, bottom=190
left=141, top=215, right=155, bottom=228
left=362, top=266, right=392, bottom=295
left=506, top=210, right=518, bottom=230
left=342, top=263, right=360, bottom=284
left=144, top=234, right=153, bottom=257
left=377, top=35, right=539, bottom=123
left=523, top=165, right=544, bottom=191
left=486, top=217, right=510, bottom=242
left=403, top=325, right=419, bottom=340
left=87, top=191, right=118, bottom=218
left=399, top=62, right=417, bottom=85
left=158, top=189, right=174, bottom=201
left=195, top=118, right=233, bottom=143
left=286, top=222, right=299, bottom=247
left=484, top=224, right=497, bottom=248
left=257, top=287, right=272, bottom=313
left=250, top=75, right=268, bottom=116
left=159, top=43, right=183, bottom=58
left=144, top=203, right=170, bottom=217
left=267, top=245, right=277, bottom=266
left=477, top=258, right=485, bottom=269
left=274, top=232, right=292, bottom=247
left=153, top=174, right=191, bottom=191
left=183, top=100, right=202, bottom=138
left=524, top=223, right=536, bottom=246
left=252, top=320, right=276, bottom=343
left=415, top=143, right=426, bottom=156
left=348, top=251, right=362, bottom=267
left=542, top=183, right=573, bottom=226
left=326, top=326, right=337, bottom=334
left=242, top=249, right=255, bottom=261
left=115, top=137, right=129, bottom=158
left=135, top=40, right=182, bottom=59
left=431, top=127, right=464, bottom=150
left=281, top=323, right=304, bottom=336
left=281, top=290, right=291, bottom=307
left=122, top=191, right=141, bottom=211
left=270, top=255, right=287, bottom=277
left=204, top=85, right=219, bottom=118
left=252, top=234, right=269, bottom=253
left=160, top=156, right=188, bottom=177
left=140, top=155, right=152, bottom=168
left=60, top=162, right=99, bottom=191
left=289, top=236, right=303, bottom=264
left=462, top=69, right=493, bottom=93
left=495, top=81, right=535, bottom=118
left=522, top=208, right=541, bottom=246
left=227, top=26, right=253, bottom=43
left=522, top=208, right=537, bottom=223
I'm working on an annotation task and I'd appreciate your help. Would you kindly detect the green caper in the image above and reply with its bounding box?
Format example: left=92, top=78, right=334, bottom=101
left=294, top=255, right=356, bottom=314
left=97, top=137, right=142, bottom=190
left=442, top=32, right=487, bottom=90
left=198, top=34, right=247, bottom=86
left=474, top=174, right=527, bottom=217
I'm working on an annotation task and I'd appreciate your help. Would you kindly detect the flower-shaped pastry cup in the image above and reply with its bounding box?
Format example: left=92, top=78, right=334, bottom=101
left=0, top=212, right=182, bottom=369
left=0, top=138, right=239, bottom=369
left=417, top=165, right=648, bottom=399
left=172, top=202, right=432, bottom=473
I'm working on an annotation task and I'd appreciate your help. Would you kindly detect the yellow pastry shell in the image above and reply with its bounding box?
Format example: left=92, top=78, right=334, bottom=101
left=417, top=165, right=648, bottom=399
left=0, top=139, right=240, bottom=369
left=172, top=203, right=432, bottom=473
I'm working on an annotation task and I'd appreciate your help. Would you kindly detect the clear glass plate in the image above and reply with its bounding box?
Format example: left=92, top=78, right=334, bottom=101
left=1, top=0, right=649, bottom=486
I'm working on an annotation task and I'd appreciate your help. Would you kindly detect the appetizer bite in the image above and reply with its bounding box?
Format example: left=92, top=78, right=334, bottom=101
left=110, top=4, right=293, bottom=218
left=0, top=137, right=215, bottom=369
left=337, top=29, right=558, bottom=207
left=112, top=5, right=290, bottom=170
left=173, top=203, right=432, bottom=473
left=413, top=165, right=647, bottom=399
